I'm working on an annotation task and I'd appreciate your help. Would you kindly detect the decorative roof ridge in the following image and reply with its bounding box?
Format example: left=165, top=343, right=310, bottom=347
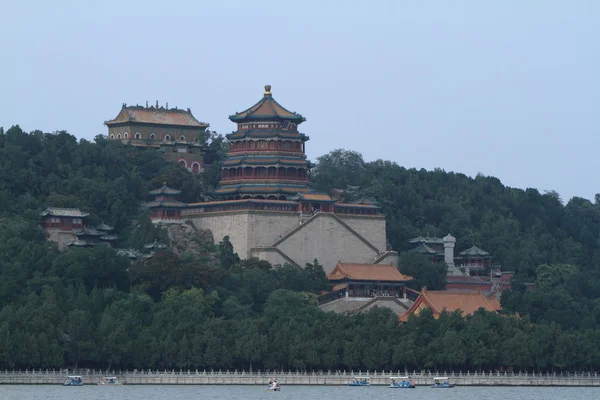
left=40, top=207, right=89, bottom=218
left=149, top=183, right=182, bottom=195
left=104, top=103, right=209, bottom=127
left=229, top=85, right=306, bottom=123
left=459, top=245, right=490, bottom=256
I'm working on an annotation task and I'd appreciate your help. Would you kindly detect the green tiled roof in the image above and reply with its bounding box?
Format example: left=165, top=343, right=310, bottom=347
left=149, top=184, right=181, bottom=196
left=409, top=243, right=443, bottom=255
left=408, top=236, right=444, bottom=244
left=223, top=156, right=308, bottom=167
left=40, top=207, right=89, bottom=218
left=226, top=130, right=304, bottom=140
left=214, top=183, right=313, bottom=195
left=144, top=200, right=187, bottom=208
left=459, top=245, right=490, bottom=257
left=229, top=85, right=305, bottom=123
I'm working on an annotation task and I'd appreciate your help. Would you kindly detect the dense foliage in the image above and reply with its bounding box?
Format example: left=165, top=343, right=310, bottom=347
left=1, top=127, right=600, bottom=371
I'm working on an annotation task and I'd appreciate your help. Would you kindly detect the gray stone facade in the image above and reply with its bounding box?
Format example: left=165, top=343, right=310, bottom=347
left=189, top=210, right=396, bottom=274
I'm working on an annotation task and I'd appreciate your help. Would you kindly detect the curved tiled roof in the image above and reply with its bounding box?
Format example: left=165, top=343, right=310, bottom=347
left=408, top=236, right=444, bottom=244
left=229, top=85, right=305, bottom=123
left=400, top=289, right=501, bottom=321
left=149, top=184, right=181, bottom=196
left=144, top=200, right=187, bottom=208
left=214, top=183, right=313, bottom=195
left=328, top=262, right=413, bottom=282
left=227, top=130, right=305, bottom=140
left=105, top=105, right=209, bottom=127
left=459, top=245, right=490, bottom=257
left=40, top=207, right=89, bottom=218
left=409, top=243, right=441, bottom=255
left=223, top=156, right=308, bottom=167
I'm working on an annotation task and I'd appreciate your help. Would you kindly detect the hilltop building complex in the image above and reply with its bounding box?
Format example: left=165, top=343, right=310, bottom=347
left=105, top=102, right=211, bottom=174
left=145, top=85, right=397, bottom=273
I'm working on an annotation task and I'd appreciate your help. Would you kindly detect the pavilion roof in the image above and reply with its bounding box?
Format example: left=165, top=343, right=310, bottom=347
left=223, top=156, right=308, bottom=167
left=149, top=184, right=182, bottom=196
left=226, top=130, right=304, bottom=140
left=328, top=262, right=413, bottom=282
left=187, top=199, right=299, bottom=207
left=290, top=192, right=334, bottom=202
left=408, top=243, right=442, bottom=255
left=97, top=222, right=114, bottom=231
left=105, top=104, right=209, bottom=128
left=40, top=207, right=89, bottom=218
left=400, top=289, right=501, bottom=321
left=214, top=183, right=313, bottom=195
left=229, top=85, right=305, bottom=123
left=66, top=239, right=93, bottom=247
left=408, top=236, right=444, bottom=244
left=144, top=200, right=187, bottom=208
left=459, top=245, right=490, bottom=257
left=74, top=227, right=104, bottom=237
left=334, top=203, right=380, bottom=209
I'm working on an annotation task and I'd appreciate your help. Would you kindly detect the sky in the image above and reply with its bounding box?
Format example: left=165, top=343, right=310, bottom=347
left=1, top=0, right=598, bottom=202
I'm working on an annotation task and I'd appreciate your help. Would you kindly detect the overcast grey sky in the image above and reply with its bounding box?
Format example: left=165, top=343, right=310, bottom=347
left=1, top=0, right=598, bottom=202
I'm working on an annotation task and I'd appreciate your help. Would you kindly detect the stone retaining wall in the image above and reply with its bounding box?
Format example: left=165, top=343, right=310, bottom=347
left=2, top=370, right=600, bottom=386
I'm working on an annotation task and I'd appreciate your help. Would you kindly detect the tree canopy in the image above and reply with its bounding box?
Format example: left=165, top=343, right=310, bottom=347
left=1, top=128, right=600, bottom=371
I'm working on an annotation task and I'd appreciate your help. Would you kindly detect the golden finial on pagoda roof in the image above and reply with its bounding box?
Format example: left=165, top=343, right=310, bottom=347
left=264, top=84, right=272, bottom=95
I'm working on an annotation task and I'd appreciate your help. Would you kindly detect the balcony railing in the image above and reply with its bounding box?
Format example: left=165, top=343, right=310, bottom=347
left=221, top=176, right=309, bottom=182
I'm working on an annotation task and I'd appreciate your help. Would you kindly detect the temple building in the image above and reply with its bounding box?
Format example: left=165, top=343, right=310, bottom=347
left=400, top=288, right=502, bottom=321
left=41, top=207, right=89, bottom=250
left=318, top=262, right=414, bottom=314
left=408, top=234, right=500, bottom=277
left=41, top=208, right=118, bottom=250
left=147, top=85, right=397, bottom=273
left=146, top=184, right=187, bottom=223
left=105, top=102, right=211, bottom=174
left=216, top=84, right=311, bottom=200
left=67, top=223, right=117, bottom=248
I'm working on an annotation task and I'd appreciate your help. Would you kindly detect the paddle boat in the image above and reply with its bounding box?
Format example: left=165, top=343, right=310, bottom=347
left=100, top=376, right=122, bottom=385
left=267, top=378, right=280, bottom=391
left=348, top=376, right=371, bottom=386
left=62, top=376, right=84, bottom=386
left=389, top=376, right=416, bottom=388
left=432, top=377, right=455, bottom=388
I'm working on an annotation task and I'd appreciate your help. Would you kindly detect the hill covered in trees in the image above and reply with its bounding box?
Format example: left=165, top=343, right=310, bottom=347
left=1, top=126, right=600, bottom=371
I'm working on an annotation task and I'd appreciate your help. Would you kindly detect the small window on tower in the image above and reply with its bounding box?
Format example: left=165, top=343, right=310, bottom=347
left=135, top=132, right=141, bottom=139
left=150, top=134, right=156, bottom=140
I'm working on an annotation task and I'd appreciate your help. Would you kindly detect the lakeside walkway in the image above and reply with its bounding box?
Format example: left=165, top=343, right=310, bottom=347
left=1, top=369, right=600, bottom=386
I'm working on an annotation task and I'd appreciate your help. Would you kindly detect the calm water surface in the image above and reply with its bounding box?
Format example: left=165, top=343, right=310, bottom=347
left=1, top=385, right=599, bottom=400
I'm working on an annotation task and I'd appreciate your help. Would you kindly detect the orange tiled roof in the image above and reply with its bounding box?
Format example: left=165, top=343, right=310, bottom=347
left=300, top=193, right=333, bottom=201
left=400, top=289, right=501, bottom=321
left=105, top=105, right=209, bottom=127
left=328, top=262, right=413, bottom=282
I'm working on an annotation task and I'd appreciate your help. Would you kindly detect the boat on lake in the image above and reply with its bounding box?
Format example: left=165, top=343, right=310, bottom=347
left=267, top=378, right=280, bottom=391
left=432, top=377, right=455, bottom=388
left=389, top=376, right=416, bottom=388
left=348, top=376, right=370, bottom=386
left=62, top=376, right=84, bottom=386
left=100, top=376, right=121, bottom=385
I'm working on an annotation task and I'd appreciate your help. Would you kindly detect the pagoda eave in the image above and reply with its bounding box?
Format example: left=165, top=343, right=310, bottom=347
left=228, top=114, right=305, bottom=123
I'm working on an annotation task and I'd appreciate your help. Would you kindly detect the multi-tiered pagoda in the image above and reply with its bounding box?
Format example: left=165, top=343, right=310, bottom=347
left=150, top=86, right=396, bottom=272
left=215, top=85, right=313, bottom=201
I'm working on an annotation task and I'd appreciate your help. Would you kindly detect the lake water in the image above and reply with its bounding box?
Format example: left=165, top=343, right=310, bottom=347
left=1, top=385, right=600, bottom=400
